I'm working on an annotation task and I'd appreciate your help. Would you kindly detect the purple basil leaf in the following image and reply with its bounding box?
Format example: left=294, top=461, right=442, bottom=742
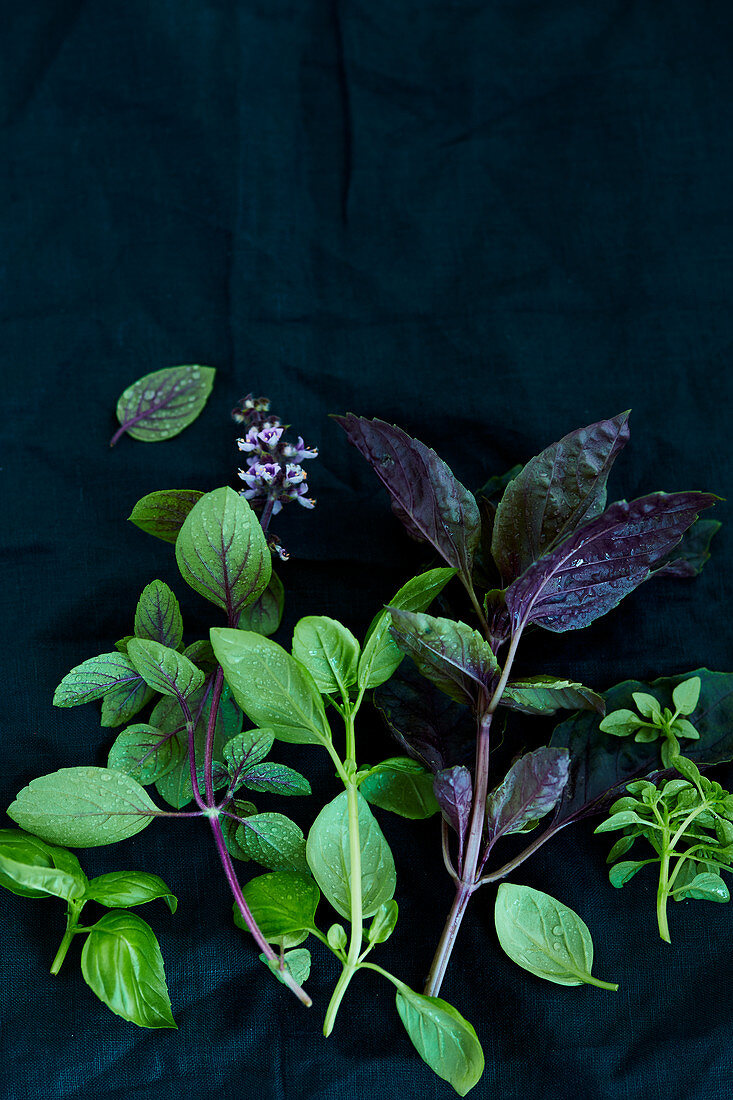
left=486, top=747, right=570, bottom=842
left=491, top=412, right=631, bottom=582
left=501, top=676, right=605, bottom=717
left=651, top=518, right=722, bottom=578
left=53, top=652, right=148, bottom=708
left=388, top=608, right=500, bottom=709
left=100, top=679, right=155, bottom=729
left=373, top=661, right=475, bottom=774
left=111, top=366, right=216, bottom=446
left=484, top=589, right=511, bottom=653
left=550, top=669, right=733, bottom=829
left=433, top=766, right=473, bottom=855
left=128, top=489, right=205, bottom=544
left=333, top=415, right=480, bottom=580
left=505, top=491, right=718, bottom=634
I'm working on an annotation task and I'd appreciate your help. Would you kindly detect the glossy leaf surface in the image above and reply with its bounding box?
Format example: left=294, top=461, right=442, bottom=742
left=395, top=988, right=485, bottom=1096
left=501, top=677, right=604, bottom=716
left=112, top=364, right=215, bottom=445
left=81, top=911, right=176, bottom=1027
left=128, top=489, right=204, bottom=543
left=359, top=758, right=439, bottom=819
left=292, top=616, right=360, bottom=695
left=134, top=580, right=183, bottom=650
left=389, top=610, right=499, bottom=708
left=486, top=748, right=570, bottom=841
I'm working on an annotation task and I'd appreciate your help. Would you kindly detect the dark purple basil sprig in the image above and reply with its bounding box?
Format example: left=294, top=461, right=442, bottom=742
left=338, top=409, right=719, bottom=998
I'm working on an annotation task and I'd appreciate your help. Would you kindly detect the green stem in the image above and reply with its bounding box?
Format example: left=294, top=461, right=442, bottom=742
left=582, top=973, right=620, bottom=992
left=657, top=847, right=672, bottom=943
left=50, top=904, right=82, bottom=975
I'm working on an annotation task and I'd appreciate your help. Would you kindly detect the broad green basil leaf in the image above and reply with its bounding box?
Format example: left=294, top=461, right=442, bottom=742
left=433, top=766, right=473, bottom=852
left=127, top=638, right=204, bottom=700
left=388, top=610, right=499, bottom=708
left=0, top=852, right=83, bottom=902
left=292, top=616, right=360, bottom=695
left=673, top=676, right=702, bottom=716
left=608, top=861, right=648, bottom=887
left=182, top=639, right=217, bottom=673
left=486, top=748, right=570, bottom=842
left=8, top=767, right=159, bottom=847
left=501, top=677, right=605, bottom=717
left=81, top=911, right=176, bottom=1027
left=134, top=580, right=183, bottom=650
left=237, top=571, right=284, bottom=636
left=334, top=415, right=480, bottom=582
left=505, top=493, right=717, bottom=634
left=112, top=364, right=215, bottom=445
left=239, top=763, right=311, bottom=798
left=237, top=870, right=320, bottom=940
left=260, top=947, right=311, bottom=986
left=236, top=813, right=309, bottom=873
left=85, top=871, right=177, bottom=913
left=175, top=487, right=271, bottom=619
left=128, top=489, right=204, bottom=544
left=222, top=728, right=275, bottom=777
left=306, top=791, right=396, bottom=920
left=653, top=518, right=721, bottom=577
left=368, top=900, right=399, bottom=944
left=0, top=829, right=83, bottom=899
left=358, top=567, right=456, bottom=690
left=359, top=757, right=438, bottom=819
left=211, top=629, right=331, bottom=746
left=100, top=679, right=155, bottom=729
left=676, top=872, right=730, bottom=902
left=395, top=987, right=485, bottom=1097
left=54, top=652, right=143, bottom=708
left=108, top=724, right=183, bottom=785
left=495, top=884, right=618, bottom=989
left=491, top=412, right=630, bottom=582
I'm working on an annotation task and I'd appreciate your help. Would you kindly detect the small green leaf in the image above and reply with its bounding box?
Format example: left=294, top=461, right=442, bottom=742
left=605, top=834, right=637, bottom=863
left=236, top=813, right=309, bottom=873
left=672, top=718, right=700, bottom=741
left=85, top=871, right=177, bottom=913
left=327, top=923, right=347, bottom=952
left=100, top=679, right=155, bottom=729
left=632, top=692, right=662, bottom=720
left=502, top=676, right=605, bottom=716
left=115, top=637, right=133, bottom=653
left=128, top=489, right=205, bottom=543
left=598, top=709, right=644, bottom=737
left=222, top=728, right=275, bottom=776
left=359, top=757, right=439, bottom=819
left=0, top=852, right=83, bottom=902
left=53, top=652, right=145, bottom=708
left=126, top=638, right=204, bottom=700
left=306, top=791, right=396, bottom=920
left=8, top=767, right=159, bottom=847
left=237, top=572, right=284, bottom=637
left=220, top=800, right=257, bottom=860
left=676, top=872, right=730, bottom=902
left=0, top=830, right=87, bottom=899
left=81, top=911, right=176, bottom=1027
left=495, top=883, right=618, bottom=989
left=673, top=756, right=703, bottom=787
left=112, top=364, right=215, bottom=445
left=260, top=947, right=311, bottom=986
left=134, top=580, right=184, bottom=650
left=239, top=763, right=311, bottom=798
left=594, top=810, right=647, bottom=833
left=292, top=616, right=360, bottom=695
left=608, top=861, right=648, bottom=888
left=395, top=987, right=485, bottom=1097
left=368, top=900, right=399, bottom=944
left=673, top=676, right=702, bottom=716
left=108, top=724, right=184, bottom=785
left=237, top=870, right=320, bottom=940
left=182, top=640, right=217, bottom=673
left=633, top=727, right=660, bottom=744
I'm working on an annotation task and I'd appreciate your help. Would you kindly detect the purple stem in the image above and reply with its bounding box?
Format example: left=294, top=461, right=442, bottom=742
left=204, top=667, right=225, bottom=806
left=259, top=493, right=276, bottom=536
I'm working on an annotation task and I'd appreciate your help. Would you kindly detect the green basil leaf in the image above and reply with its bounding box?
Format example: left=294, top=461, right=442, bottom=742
left=260, top=947, right=311, bottom=987
left=495, top=883, right=618, bottom=989
left=327, top=923, right=347, bottom=952
left=211, top=629, right=331, bottom=746
left=237, top=571, right=285, bottom=636
left=292, top=616, right=360, bottom=695
left=236, top=813, right=309, bottom=873
left=359, top=757, right=439, bottom=819
left=108, top=724, right=184, bottom=785
left=0, top=830, right=86, bottom=899
left=237, top=870, right=320, bottom=940
left=115, top=636, right=133, bottom=654
left=594, top=810, right=647, bottom=833
left=598, top=709, right=644, bottom=737
left=608, top=861, right=648, bottom=888
left=220, top=800, right=257, bottom=860
left=502, top=676, right=605, bottom=717
left=672, top=718, right=700, bottom=741
left=100, top=679, right=155, bottom=729
left=305, top=791, right=396, bottom=920
left=632, top=692, right=662, bottom=720
left=53, top=652, right=144, bottom=708
left=605, top=834, right=637, bottom=863
left=395, top=987, right=485, bottom=1097
left=358, top=567, right=457, bottom=690
left=134, top=580, right=184, bottom=650
left=0, top=852, right=83, bottom=902
left=112, top=364, right=215, bottom=445
left=81, top=911, right=176, bottom=1027
left=175, top=487, right=271, bottom=619
left=222, top=728, right=275, bottom=777
left=8, top=767, right=159, bottom=847
left=368, top=900, right=399, bottom=944
left=126, top=638, right=204, bottom=700
left=128, top=489, right=205, bottom=543
left=388, top=610, right=500, bottom=708
left=182, top=639, right=217, bottom=674
left=85, top=871, right=177, bottom=913
left=239, top=763, right=311, bottom=798
left=672, top=676, right=702, bottom=716
left=676, top=872, right=730, bottom=902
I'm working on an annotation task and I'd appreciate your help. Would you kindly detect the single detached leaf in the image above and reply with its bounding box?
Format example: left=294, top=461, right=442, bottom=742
left=239, top=763, right=311, bottom=798
left=134, top=580, right=184, bottom=651
left=211, top=629, right=331, bottom=745
left=358, top=567, right=456, bottom=690
left=238, top=870, right=320, bottom=940
left=292, top=616, right=360, bottom=695
left=85, top=871, right=177, bottom=913
left=8, top=767, right=159, bottom=847
left=81, top=911, right=176, bottom=1027
left=306, top=791, right=396, bottom=920
left=54, top=652, right=145, bottom=708
left=501, top=676, right=605, bottom=717
left=0, top=829, right=86, bottom=899
left=127, top=638, right=204, bottom=700
left=112, top=364, right=215, bottom=445
left=653, top=518, right=721, bottom=577
left=237, top=571, right=285, bottom=637
left=395, top=987, right=485, bottom=1097
left=108, top=724, right=184, bottom=785
left=334, top=415, right=481, bottom=582
left=486, top=748, right=570, bottom=841
left=128, top=489, right=205, bottom=543
left=491, top=412, right=630, bottom=582
left=368, top=900, right=399, bottom=944
left=505, top=492, right=718, bottom=634
left=433, top=766, right=473, bottom=852
left=175, top=487, right=271, bottom=619
left=495, top=884, right=618, bottom=989
left=261, top=947, right=312, bottom=986
left=673, top=676, right=702, bottom=716
left=676, top=872, right=730, bottom=902
left=236, top=813, right=309, bottom=873
left=388, top=609, right=500, bottom=708
left=359, top=757, right=439, bottom=819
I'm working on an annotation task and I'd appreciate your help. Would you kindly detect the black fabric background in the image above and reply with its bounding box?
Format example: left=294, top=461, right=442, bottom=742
left=2, top=2, right=732, bottom=1098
